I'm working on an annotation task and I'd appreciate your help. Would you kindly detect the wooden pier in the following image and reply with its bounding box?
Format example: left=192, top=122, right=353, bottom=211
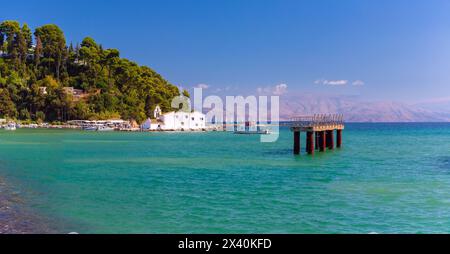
left=289, top=114, right=344, bottom=155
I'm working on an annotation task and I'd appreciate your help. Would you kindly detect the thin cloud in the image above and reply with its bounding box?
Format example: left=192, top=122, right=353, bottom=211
left=315, top=79, right=348, bottom=86
left=326, top=80, right=348, bottom=86
left=273, top=83, right=288, bottom=95
left=195, top=83, right=209, bottom=89
left=257, top=83, right=288, bottom=95
left=352, top=80, right=365, bottom=86
left=315, top=79, right=365, bottom=86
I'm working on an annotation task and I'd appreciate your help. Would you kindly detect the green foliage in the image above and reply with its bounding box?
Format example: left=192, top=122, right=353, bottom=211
left=35, top=111, right=45, bottom=122
left=0, top=20, right=181, bottom=123
left=68, top=100, right=92, bottom=120
left=182, top=89, right=190, bottom=98
left=34, top=24, right=66, bottom=80
left=0, top=88, right=17, bottom=118
left=19, top=108, right=31, bottom=120
left=90, top=111, right=121, bottom=121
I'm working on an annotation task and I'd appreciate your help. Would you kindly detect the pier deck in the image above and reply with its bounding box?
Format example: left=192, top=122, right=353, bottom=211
left=288, top=114, right=344, bottom=155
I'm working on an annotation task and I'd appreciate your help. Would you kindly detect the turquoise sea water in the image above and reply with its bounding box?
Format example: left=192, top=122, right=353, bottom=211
left=1, top=123, right=450, bottom=233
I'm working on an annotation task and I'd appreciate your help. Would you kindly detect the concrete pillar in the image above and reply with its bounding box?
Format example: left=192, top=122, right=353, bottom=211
left=320, top=131, right=326, bottom=152
left=307, top=131, right=315, bottom=155
left=337, top=129, right=342, bottom=148
left=315, top=132, right=320, bottom=150
left=327, top=130, right=334, bottom=150
left=293, top=131, right=300, bottom=155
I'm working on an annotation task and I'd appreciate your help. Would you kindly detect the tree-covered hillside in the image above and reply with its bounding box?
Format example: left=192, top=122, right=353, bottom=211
left=0, top=20, right=186, bottom=123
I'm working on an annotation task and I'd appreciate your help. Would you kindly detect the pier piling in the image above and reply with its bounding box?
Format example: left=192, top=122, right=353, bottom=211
left=306, top=131, right=315, bottom=155
left=320, top=131, right=326, bottom=152
left=327, top=130, right=334, bottom=150
left=315, top=132, right=320, bottom=150
left=337, top=129, right=342, bottom=148
left=289, top=114, right=344, bottom=156
left=293, top=131, right=300, bottom=155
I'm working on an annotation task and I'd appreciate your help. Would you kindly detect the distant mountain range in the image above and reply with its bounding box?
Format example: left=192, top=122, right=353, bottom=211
left=279, top=95, right=450, bottom=122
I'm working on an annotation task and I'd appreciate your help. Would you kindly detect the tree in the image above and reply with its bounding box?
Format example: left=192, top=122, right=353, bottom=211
left=18, top=24, right=33, bottom=69
left=35, top=111, right=45, bottom=122
left=19, top=108, right=31, bottom=120
left=16, top=29, right=29, bottom=72
left=21, top=24, right=32, bottom=49
left=0, top=30, right=4, bottom=52
left=101, top=48, right=119, bottom=86
left=79, top=37, right=102, bottom=88
left=34, top=36, right=42, bottom=70
left=182, top=89, right=190, bottom=98
left=70, top=101, right=91, bottom=120
left=39, top=75, right=59, bottom=91
left=0, top=20, right=182, bottom=122
left=34, top=24, right=66, bottom=80
left=0, top=88, right=17, bottom=118
left=0, top=21, right=20, bottom=56
left=0, top=21, right=21, bottom=69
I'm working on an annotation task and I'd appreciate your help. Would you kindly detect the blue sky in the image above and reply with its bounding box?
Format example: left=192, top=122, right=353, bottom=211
left=2, top=0, right=450, bottom=102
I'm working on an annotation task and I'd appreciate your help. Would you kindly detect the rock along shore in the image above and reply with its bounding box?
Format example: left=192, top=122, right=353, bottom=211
left=0, top=177, right=56, bottom=234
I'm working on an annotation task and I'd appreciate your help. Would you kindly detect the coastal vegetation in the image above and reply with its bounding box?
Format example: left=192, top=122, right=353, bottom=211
left=0, top=20, right=187, bottom=123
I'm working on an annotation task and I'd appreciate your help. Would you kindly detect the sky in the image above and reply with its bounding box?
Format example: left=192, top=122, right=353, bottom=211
left=2, top=0, right=450, bottom=103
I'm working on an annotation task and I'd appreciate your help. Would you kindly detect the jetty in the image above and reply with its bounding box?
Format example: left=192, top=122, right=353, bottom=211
left=288, top=114, right=344, bottom=155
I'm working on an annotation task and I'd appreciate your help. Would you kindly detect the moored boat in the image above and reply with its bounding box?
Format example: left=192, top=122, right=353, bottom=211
left=82, top=124, right=115, bottom=131
left=97, top=126, right=114, bottom=132
left=234, top=129, right=271, bottom=135
left=82, top=125, right=98, bottom=131
left=4, top=122, right=17, bottom=131
left=233, top=122, right=271, bottom=135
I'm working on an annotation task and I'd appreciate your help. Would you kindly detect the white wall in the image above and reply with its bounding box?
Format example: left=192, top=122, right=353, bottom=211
left=160, top=111, right=206, bottom=130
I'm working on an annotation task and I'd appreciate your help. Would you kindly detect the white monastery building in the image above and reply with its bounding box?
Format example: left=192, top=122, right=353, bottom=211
left=141, top=105, right=206, bottom=131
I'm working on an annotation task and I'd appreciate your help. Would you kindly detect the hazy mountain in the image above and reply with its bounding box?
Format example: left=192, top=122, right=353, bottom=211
left=279, top=95, right=450, bottom=122
left=414, top=98, right=450, bottom=113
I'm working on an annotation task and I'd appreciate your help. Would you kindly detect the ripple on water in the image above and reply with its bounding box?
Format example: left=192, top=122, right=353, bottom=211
left=0, top=178, right=57, bottom=234
left=438, top=156, right=450, bottom=170
left=262, top=148, right=293, bottom=156
left=2, top=125, right=450, bottom=233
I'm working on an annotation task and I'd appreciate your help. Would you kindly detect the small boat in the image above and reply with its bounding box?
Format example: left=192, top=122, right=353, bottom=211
left=82, top=125, right=98, bottom=131
left=233, top=121, right=271, bottom=135
left=234, top=129, right=271, bottom=135
left=4, top=123, right=17, bottom=131
left=82, top=124, right=114, bottom=131
left=97, top=126, right=114, bottom=132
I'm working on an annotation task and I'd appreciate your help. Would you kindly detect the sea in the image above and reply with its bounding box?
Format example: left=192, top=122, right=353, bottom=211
left=1, top=123, right=450, bottom=233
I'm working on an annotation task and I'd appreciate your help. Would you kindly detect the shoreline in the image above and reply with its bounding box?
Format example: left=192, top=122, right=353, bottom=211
left=1, top=123, right=222, bottom=132
left=0, top=177, right=56, bottom=234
